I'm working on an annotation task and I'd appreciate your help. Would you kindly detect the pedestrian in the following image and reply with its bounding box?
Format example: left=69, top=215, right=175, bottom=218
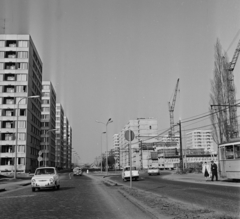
left=202, top=162, right=210, bottom=181
left=210, top=160, right=218, bottom=181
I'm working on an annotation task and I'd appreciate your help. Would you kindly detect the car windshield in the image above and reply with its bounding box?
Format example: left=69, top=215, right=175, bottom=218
left=35, top=168, right=55, bottom=175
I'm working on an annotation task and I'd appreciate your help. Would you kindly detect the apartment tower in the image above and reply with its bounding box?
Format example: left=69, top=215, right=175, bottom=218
left=0, top=34, right=42, bottom=173
left=55, top=103, right=64, bottom=168
left=41, top=81, right=56, bottom=167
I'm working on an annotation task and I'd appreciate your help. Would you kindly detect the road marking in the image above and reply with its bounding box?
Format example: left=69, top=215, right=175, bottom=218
left=69, top=172, right=73, bottom=179
left=0, top=194, right=35, bottom=199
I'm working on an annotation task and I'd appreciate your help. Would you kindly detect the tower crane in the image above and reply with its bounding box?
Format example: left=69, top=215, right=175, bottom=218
left=168, top=78, right=179, bottom=138
left=227, top=38, right=240, bottom=138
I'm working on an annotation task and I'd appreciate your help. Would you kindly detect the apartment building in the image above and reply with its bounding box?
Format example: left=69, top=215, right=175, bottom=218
left=119, top=118, right=158, bottom=169
left=186, top=130, right=215, bottom=153
left=55, top=103, right=64, bottom=168
left=63, top=116, right=69, bottom=169
left=113, top=134, right=120, bottom=168
left=0, top=34, right=42, bottom=173
left=68, top=125, right=72, bottom=168
left=41, top=81, right=56, bottom=167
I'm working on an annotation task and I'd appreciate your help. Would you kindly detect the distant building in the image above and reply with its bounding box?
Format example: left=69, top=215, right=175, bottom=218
left=55, top=103, right=64, bottom=168
left=41, top=81, right=56, bottom=167
left=68, top=125, right=72, bottom=168
left=0, top=34, right=42, bottom=173
left=186, top=130, right=215, bottom=153
left=119, top=118, right=158, bottom=169
left=112, top=134, right=120, bottom=168
left=63, top=116, right=69, bottom=169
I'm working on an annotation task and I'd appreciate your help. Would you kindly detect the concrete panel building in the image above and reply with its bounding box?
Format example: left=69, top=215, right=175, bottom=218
left=0, top=34, right=42, bottom=173
left=186, top=130, right=215, bottom=153
left=41, top=81, right=56, bottom=167
left=55, top=103, right=64, bottom=168
left=63, top=116, right=69, bottom=169
left=119, top=118, right=158, bottom=169
left=68, top=125, right=72, bottom=168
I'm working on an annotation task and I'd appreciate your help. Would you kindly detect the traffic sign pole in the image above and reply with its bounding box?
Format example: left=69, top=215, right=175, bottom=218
left=124, top=129, right=135, bottom=189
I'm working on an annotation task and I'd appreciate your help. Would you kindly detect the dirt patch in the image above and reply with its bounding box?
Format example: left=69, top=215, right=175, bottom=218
left=119, top=187, right=238, bottom=219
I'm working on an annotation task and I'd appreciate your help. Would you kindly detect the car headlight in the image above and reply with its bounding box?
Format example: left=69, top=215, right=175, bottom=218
left=49, top=178, right=54, bottom=182
left=31, top=179, right=36, bottom=183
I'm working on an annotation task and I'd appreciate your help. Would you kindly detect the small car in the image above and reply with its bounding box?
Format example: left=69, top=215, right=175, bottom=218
left=31, top=167, right=60, bottom=192
left=148, top=167, right=160, bottom=176
left=122, top=166, right=139, bottom=181
left=73, top=167, right=82, bottom=176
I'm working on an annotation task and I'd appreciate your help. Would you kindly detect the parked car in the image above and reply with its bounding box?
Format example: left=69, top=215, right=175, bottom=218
left=31, top=167, right=60, bottom=192
left=73, top=167, right=82, bottom=176
left=122, top=166, right=139, bottom=181
left=148, top=167, right=160, bottom=176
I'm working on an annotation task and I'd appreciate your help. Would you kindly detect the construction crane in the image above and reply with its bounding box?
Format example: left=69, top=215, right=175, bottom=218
left=227, top=37, right=240, bottom=138
left=168, top=78, right=179, bottom=138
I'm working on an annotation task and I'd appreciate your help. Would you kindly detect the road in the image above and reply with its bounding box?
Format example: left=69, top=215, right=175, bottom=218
left=110, top=171, right=240, bottom=218
left=0, top=173, right=151, bottom=219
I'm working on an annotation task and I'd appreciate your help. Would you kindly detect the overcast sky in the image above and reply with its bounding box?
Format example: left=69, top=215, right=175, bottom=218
left=1, top=0, right=240, bottom=164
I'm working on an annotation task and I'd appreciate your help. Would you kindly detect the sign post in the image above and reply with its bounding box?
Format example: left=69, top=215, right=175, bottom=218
left=124, top=129, right=135, bottom=188
left=38, top=151, right=43, bottom=167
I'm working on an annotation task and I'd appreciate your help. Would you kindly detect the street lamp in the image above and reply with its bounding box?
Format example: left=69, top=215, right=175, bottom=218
left=95, top=118, right=113, bottom=176
left=45, top=128, right=58, bottom=167
left=101, top=132, right=106, bottom=173
left=14, top=95, right=40, bottom=179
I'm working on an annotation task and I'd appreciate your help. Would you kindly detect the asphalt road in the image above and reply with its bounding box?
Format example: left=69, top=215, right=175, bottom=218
left=0, top=173, right=151, bottom=219
left=109, top=171, right=240, bottom=218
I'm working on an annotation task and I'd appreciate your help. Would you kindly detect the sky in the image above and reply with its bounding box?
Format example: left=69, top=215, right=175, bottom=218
left=0, top=0, right=240, bottom=164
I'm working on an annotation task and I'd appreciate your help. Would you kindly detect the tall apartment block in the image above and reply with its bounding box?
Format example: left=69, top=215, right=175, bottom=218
left=113, top=134, right=120, bottom=168
left=119, top=118, right=158, bottom=169
left=67, top=125, right=72, bottom=168
left=186, top=130, right=215, bottom=153
left=0, top=35, right=42, bottom=173
left=55, top=103, right=64, bottom=168
left=41, top=81, right=56, bottom=167
left=63, top=116, right=69, bottom=169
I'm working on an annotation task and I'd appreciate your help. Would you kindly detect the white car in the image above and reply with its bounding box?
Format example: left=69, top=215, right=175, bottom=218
left=73, top=167, right=82, bottom=176
left=148, top=167, right=160, bottom=176
left=31, top=167, right=60, bottom=192
left=122, top=166, right=140, bottom=181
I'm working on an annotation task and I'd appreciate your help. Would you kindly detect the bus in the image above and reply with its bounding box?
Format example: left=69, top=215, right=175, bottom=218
left=219, top=139, right=240, bottom=179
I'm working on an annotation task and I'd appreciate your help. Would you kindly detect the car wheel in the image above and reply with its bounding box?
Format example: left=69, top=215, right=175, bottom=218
left=57, top=185, right=60, bottom=190
left=158, top=173, right=160, bottom=175
left=149, top=174, right=151, bottom=176
left=32, top=187, right=35, bottom=192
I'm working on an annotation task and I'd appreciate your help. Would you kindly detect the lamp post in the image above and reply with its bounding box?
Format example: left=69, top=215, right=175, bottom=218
left=45, top=128, right=58, bottom=167
left=95, top=118, right=113, bottom=176
left=101, top=132, right=106, bottom=173
left=14, top=95, right=40, bottom=179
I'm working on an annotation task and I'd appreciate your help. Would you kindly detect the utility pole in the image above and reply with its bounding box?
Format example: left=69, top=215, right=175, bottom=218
left=178, top=120, right=183, bottom=172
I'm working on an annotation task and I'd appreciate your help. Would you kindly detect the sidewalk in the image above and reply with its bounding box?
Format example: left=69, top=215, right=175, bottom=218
left=89, top=170, right=240, bottom=187
left=159, top=171, right=240, bottom=187
left=0, top=175, right=31, bottom=193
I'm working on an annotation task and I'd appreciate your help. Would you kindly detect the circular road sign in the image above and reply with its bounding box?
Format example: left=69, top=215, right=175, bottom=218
left=124, top=130, right=135, bottom=141
left=38, top=150, right=43, bottom=156
left=38, top=156, right=43, bottom=162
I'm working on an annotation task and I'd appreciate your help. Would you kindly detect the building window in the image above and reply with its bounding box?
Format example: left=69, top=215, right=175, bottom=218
left=18, top=133, right=26, bottom=140
left=18, top=121, right=26, bottom=128
left=17, top=74, right=27, bottom=81
left=18, top=41, right=28, bottom=47
left=18, top=145, right=25, bottom=153
left=17, top=51, right=28, bottom=58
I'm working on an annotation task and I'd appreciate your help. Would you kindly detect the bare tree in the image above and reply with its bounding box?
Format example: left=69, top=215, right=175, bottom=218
left=210, top=39, right=232, bottom=144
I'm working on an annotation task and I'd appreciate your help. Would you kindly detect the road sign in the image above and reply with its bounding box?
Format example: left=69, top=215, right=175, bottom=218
left=124, top=130, right=135, bottom=141
left=38, top=151, right=43, bottom=156
left=38, top=156, right=43, bottom=162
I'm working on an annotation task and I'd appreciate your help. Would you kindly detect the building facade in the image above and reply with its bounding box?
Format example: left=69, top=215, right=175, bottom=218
left=40, top=81, right=56, bottom=167
left=112, top=134, right=120, bottom=169
left=119, top=118, right=158, bottom=169
left=186, top=130, right=215, bottom=153
left=63, top=116, right=69, bottom=169
left=0, top=34, right=42, bottom=173
left=68, top=125, right=72, bottom=168
left=55, top=103, right=64, bottom=168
